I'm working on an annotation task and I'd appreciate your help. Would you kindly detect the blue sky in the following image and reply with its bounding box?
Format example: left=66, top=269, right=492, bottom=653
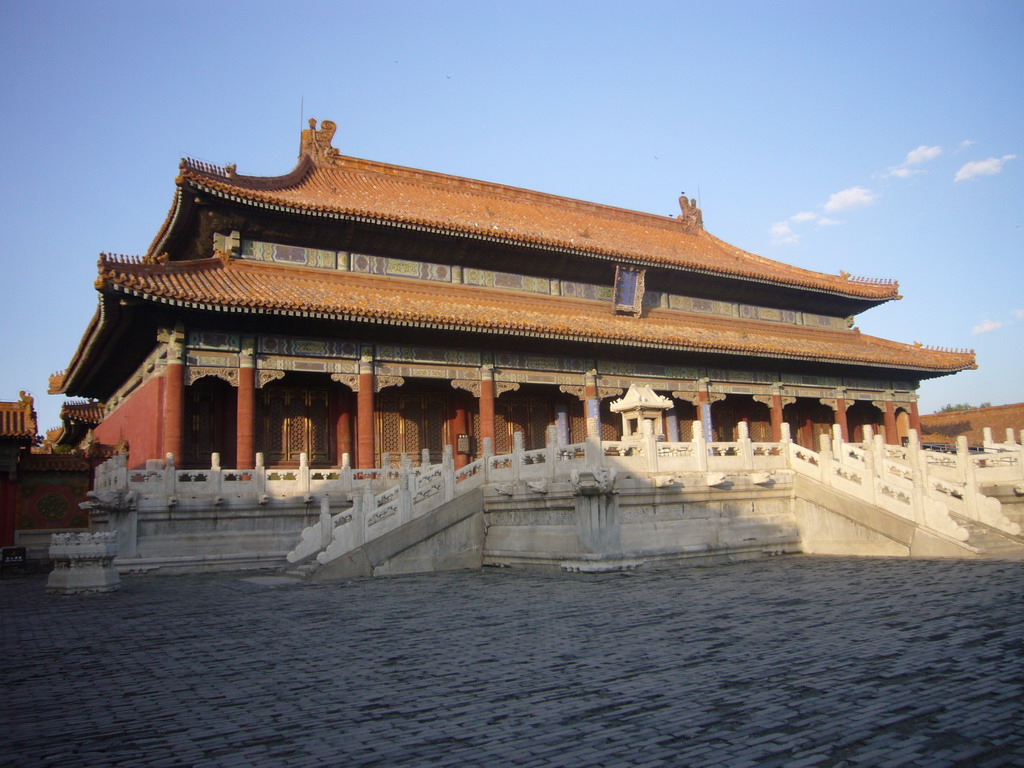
left=1, top=0, right=1021, bottom=433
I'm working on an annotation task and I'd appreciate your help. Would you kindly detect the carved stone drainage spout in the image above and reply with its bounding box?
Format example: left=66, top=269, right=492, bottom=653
left=564, top=467, right=641, bottom=572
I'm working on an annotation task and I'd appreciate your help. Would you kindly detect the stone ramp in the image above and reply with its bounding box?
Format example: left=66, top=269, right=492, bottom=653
left=298, top=487, right=485, bottom=581
left=792, top=474, right=984, bottom=558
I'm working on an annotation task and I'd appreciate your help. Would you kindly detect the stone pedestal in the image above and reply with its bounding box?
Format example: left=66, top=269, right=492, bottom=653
left=46, top=532, right=120, bottom=595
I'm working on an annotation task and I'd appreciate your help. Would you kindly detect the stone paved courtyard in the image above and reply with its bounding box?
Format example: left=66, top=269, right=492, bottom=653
left=3, top=556, right=1022, bottom=767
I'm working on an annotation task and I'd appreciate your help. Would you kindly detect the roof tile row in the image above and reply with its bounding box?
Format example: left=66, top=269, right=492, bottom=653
left=99, top=255, right=972, bottom=373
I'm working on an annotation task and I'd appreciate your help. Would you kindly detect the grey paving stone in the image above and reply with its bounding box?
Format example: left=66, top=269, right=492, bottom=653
left=3, top=556, right=1022, bottom=768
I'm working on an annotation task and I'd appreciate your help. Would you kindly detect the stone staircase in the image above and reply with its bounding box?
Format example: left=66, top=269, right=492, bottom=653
left=952, top=515, right=1024, bottom=559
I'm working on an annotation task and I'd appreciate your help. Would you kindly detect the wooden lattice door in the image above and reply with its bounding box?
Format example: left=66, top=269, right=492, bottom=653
left=497, top=396, right=552, bottom=451
left=260, top=387, right=331, bottom=465
left=184, top=378, right=235, bottom=468
left=376, top=393, right=446, bottom=465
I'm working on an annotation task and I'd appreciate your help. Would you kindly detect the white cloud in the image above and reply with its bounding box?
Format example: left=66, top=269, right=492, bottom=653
left=824, top=186, right=876, bottom=212
left=958, top=139, right=976, bottom=151
left=1012, top=309, right=1024, bottom=320
left=955, top=154, right=1017, bottom=182
left=771, top=221, right=799, bottom=245
left=972, top=318, right=1003, bottom=335
left=790, top=211, right=817, bottom=223
left=883, top=167, right=916, bottom=179
left=905, top=145, right=942, bottom=165
left=816, top=217, right=841, bottom=226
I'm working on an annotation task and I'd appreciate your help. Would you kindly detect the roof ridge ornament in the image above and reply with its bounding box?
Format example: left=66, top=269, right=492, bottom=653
left=677, top=193, right=703, bottom=233
left=301, top=118, right=339, bottom=162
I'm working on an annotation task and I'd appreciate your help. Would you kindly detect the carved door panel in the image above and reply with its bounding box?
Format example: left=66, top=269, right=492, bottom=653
left=712, top=404, right=736, bottom=442
left=184, top=378, right=235, bottom=468
left=498, top=397, right=552, bottom=451
left=376, top=393, right=447, bottom=465
left=260, top=388, right=331, bottom=465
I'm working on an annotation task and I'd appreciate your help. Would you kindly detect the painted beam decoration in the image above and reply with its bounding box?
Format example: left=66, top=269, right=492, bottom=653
left=613, top=264, right=646, bottom=317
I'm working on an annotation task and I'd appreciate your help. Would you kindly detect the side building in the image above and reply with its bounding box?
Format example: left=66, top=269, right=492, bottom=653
left=52, top=119, right=975, bottom=474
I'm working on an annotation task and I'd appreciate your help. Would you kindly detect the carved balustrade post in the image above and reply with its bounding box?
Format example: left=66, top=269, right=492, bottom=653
left=255, top=452, right=266, bottom=496
left=957, top=436, right=980, bottom=522
left=831, top=423, right=843, bottom=460
left=320, top=496, right=333, bottom=550
left=512, top=431, right=524, bottom=485
left=818, top=432, right=833, bottom=485
left=399, top=467, right=413, bottom=524
left=780, top=422, right=793, bottom=469
left=640, top=419, right=659, bottom=473
left=692, top=420, right=708, bottom=472
left=546, top=425, right=558, bottom=478
left=299, top=452, right=310, bottom=496
left=443, top=445, right=455, bottom=502
left=482, top=437, right=493, bottom=484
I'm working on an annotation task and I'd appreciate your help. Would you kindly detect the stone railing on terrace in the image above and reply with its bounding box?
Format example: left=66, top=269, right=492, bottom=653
left=787, top=424, right=1022, bottom=540
left=89, top=418, right=1023, bottom=568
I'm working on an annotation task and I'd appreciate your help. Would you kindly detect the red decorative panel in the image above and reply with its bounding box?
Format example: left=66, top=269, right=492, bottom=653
left=16, top=474, right=90, bottom=530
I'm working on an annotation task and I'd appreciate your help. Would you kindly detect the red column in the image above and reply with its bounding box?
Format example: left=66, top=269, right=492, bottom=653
left=236, top=365, right=256, bottom=470
left=162, top=357, right=185, bottom=463
left=479, top=367, right=495, bottom=451
left=883, top=400, right=898, bottom=445
left=584, top=370, right=600, bottom=437
left=336, top=389, right=353, bottom=465
left=697, top=389, right=711, bottom=440
left=770, top=393, right=784, bottom=442
left=357, top=359, right=375, bottom=468
left=834, top=395, right=850, bottom=442
left=451, top=400, right=468, bottom=469
left=909, top=400, right=921, bottom=435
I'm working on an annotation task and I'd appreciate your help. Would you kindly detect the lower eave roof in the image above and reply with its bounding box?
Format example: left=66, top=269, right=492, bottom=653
left=70, top=255, right=975, bottom=383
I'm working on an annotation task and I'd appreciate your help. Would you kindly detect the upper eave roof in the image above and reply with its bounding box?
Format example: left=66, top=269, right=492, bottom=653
left=156, top=120, right=900, bottom=304
left=86, top=254, right=972, bottom=378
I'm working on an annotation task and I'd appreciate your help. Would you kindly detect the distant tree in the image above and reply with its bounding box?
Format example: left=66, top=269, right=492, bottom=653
left=938, top=401, right=992, bottom=412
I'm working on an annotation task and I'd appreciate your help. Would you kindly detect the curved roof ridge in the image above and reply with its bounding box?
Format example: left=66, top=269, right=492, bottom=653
left=315, top=153, right=695, bottom=232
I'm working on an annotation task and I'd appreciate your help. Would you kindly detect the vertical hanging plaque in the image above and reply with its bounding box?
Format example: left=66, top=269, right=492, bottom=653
left=613, top=265, right=646, bottom=316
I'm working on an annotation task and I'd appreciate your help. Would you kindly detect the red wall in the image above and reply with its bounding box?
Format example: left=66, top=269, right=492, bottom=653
left=95, top=375, right=165, bottom=469
left=0, top=477, right=15, bottom=547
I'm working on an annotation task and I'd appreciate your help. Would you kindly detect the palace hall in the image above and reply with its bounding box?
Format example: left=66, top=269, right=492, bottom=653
left=50, top=120, right=975, bottom=472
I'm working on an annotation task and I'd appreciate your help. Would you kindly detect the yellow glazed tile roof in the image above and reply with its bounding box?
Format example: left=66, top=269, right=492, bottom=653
left=166, top=121, right=900, bottom=302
